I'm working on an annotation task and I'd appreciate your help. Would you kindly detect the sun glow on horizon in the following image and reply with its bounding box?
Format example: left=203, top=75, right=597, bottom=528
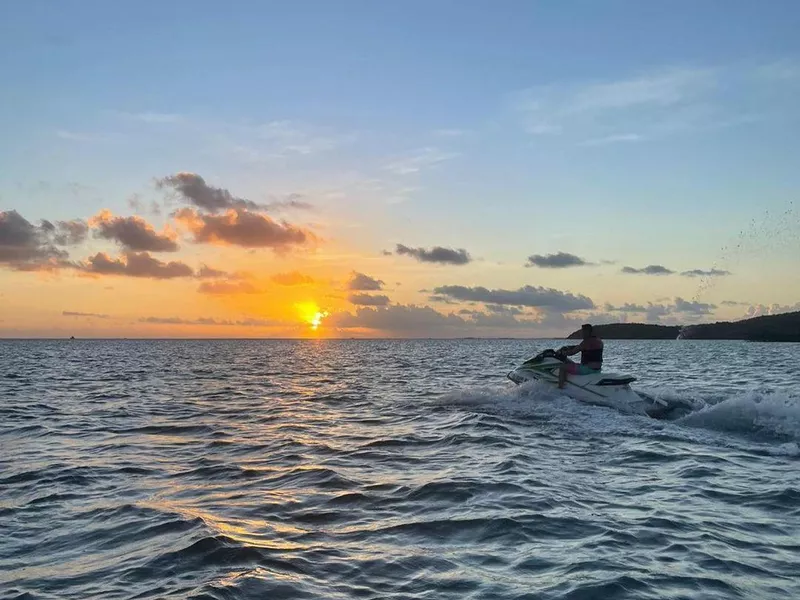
left=310, top=311, right=328, bottom=331
left=295, top=301, right=329, bottom=332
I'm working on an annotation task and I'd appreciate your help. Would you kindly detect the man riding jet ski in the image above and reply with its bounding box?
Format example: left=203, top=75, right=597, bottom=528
left=557, top=323, right=603, bottom=388
left=507, top=324, right=670, bottom=417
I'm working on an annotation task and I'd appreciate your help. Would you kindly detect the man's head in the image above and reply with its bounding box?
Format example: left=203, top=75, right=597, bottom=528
left=581, top=323, right=593, bottom=339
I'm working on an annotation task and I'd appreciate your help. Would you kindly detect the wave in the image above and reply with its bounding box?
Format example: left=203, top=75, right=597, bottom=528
left=437, top=380, right=800, bottom=451
left=677, top=390, right=800, bottom=442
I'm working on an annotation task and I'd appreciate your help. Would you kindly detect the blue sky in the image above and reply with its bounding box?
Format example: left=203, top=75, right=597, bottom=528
left=1, top=0, right=798, bottom=336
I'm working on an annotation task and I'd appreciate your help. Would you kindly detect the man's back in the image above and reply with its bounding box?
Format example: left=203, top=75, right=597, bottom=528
left=579, top=336, right=603, bottom=368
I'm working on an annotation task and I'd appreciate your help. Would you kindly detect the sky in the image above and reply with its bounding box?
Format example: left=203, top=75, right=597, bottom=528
left=1, top=0, right=799, bottom=338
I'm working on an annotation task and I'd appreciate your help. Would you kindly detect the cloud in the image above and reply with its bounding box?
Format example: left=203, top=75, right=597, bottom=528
left=680, top=268, right=732, bottom=277
left=139, top=317, right=194, bottom=325
left=433, top=129, right=468, bottom=137
left=721, top=300, right=749, bottom=307
left=510, top=64, right=796, bottom=145
left=621, top=265, right=674, bottom=275
left=674, top=297, right=716, bottom=315
left=327, top=302, right=604, bottom=336
left=256, top=120, right=353, bottom=156
left=526, top=251, right=591, bottom=268
left=175, top=207, right=310, bottom=249
left=196, top=265, right=233, bottom=279
left=205, top=119, right=358, bottom=164
left=195, top=264, right=249, bottom=282
left=39, top=219, right=89, bottom=246
left=198, top=281, right=259, bottom=295
left=395, top=244, right=472, bottom=265
left=139, top=316, right=280, bottom=326
left=271, top=271, right=315, bottom=286
left=329, top=304, right=467, bottom=333
left=468, top=311, right=537, bottom=328
left=757, top=60, right=800, bottom=83
left=62, top=311, right=109, bottom=319
left=604, top=302, right=648, bottom=313
left=265, top=195, right=314, bottom=212
left=115, top=111, right=184, bottom=124
left=569, top=68, right=713, bottom=112
left=428, top=295, right=459, bottom=304
left=578, top=133, right=643, bottom=146
left=157, top=172, right=263, bottom=213
left=78, top=252, right=194, bottom=279
left=645, top=304, right=672, bottom=322
left=89, top=209, right=178, bottom=252
left=347, top=272, right=385, bottom=291
left=128, top=195, right=162, bottom=216
left=454, top=304, right=537, bottom=328
left=605, top=296, right=719, bottom=322
left=516, top=67, right=715, bottom=137
left=485, top=304, right=525, bottom=315
left=384, top=147, right=459, bottom=175
left=55, top=130, right=108, bottom=142
left=348, top=293, right=391, bottom=306
left=0, top=210, right=71, bottom=270
left=432, top=284, right=595, bottom=311
left=745, top=302, right=800, bottom=318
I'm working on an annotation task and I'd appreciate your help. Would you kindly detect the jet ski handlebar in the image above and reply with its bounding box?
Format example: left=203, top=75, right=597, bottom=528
left=535, top=348, right=568, bottom=361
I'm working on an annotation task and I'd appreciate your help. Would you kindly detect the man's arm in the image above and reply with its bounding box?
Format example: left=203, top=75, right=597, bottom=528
left=561, top=340, right=585, bottom=356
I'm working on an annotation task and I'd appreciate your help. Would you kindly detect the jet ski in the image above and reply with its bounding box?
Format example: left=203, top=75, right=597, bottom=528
left=507, top=348, right=669, bottom=418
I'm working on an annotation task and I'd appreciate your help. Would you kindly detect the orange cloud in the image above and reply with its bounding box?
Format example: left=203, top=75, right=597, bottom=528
left=198, top=281, right=259, bottom=295
left=89, top=209, right=178, bottom=252
left=78, top=252, right=194, bottom=279
left=175, top=207, right=313, bottom=249
left=271, top=271, right=315, bottom=286
left=346, top=271, right=384, bottom=290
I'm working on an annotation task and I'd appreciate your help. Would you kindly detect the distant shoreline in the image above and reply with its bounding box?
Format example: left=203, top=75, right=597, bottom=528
left=568, top=310, right=800, bottom=342
left=2, top=311, right=799, bottom=342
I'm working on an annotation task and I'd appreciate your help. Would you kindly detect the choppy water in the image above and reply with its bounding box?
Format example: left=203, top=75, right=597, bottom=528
left=1, top=339, right=799, bottom=600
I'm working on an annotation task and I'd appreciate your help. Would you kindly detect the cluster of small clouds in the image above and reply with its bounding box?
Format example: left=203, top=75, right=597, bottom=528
left=20, top=59, right=797, bottom=335
left=1, top=173, right=314, bottom=293
left=431, top=284, right=595, bottom=311
left=604, top=297, right=718, bottom=323
left=621, top=264, right=731, bottom=277
left=519, top=252, right=731, bottom=279
left=2, top=161, right=792, bottom=337
left=159, top=173, right=314, bottom=250
left=89, top=209, right=178, bottom=252
left=745, top=302, right=800, bottom=318
left=0, top=210, right=87, bottom=271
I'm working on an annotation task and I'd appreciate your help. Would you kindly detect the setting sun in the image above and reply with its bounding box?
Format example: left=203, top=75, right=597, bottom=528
left=310, top=311, right=328, bottom=331
left=295, top=302, right=329, bottom=332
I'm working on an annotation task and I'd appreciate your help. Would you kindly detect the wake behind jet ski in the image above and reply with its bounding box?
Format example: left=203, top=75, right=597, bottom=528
left=507, top=348, right=670, bottom=418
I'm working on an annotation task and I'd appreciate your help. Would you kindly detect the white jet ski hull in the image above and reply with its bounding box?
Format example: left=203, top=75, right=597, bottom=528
left=507, top=350, right=668, bottom=417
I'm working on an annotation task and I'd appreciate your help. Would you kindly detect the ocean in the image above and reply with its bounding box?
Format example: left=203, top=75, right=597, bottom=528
left=1, top=339, right=798, bottom=599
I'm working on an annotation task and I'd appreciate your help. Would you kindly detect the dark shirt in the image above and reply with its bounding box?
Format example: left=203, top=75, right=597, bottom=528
left=567, top=336, right=603, bottom=368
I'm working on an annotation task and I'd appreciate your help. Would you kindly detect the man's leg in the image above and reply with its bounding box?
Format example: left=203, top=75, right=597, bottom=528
left=559, top=361, right=575, bottom=388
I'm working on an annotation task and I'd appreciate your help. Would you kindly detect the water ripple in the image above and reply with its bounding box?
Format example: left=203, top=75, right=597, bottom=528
left=1, top=339, right=798, bottom=599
